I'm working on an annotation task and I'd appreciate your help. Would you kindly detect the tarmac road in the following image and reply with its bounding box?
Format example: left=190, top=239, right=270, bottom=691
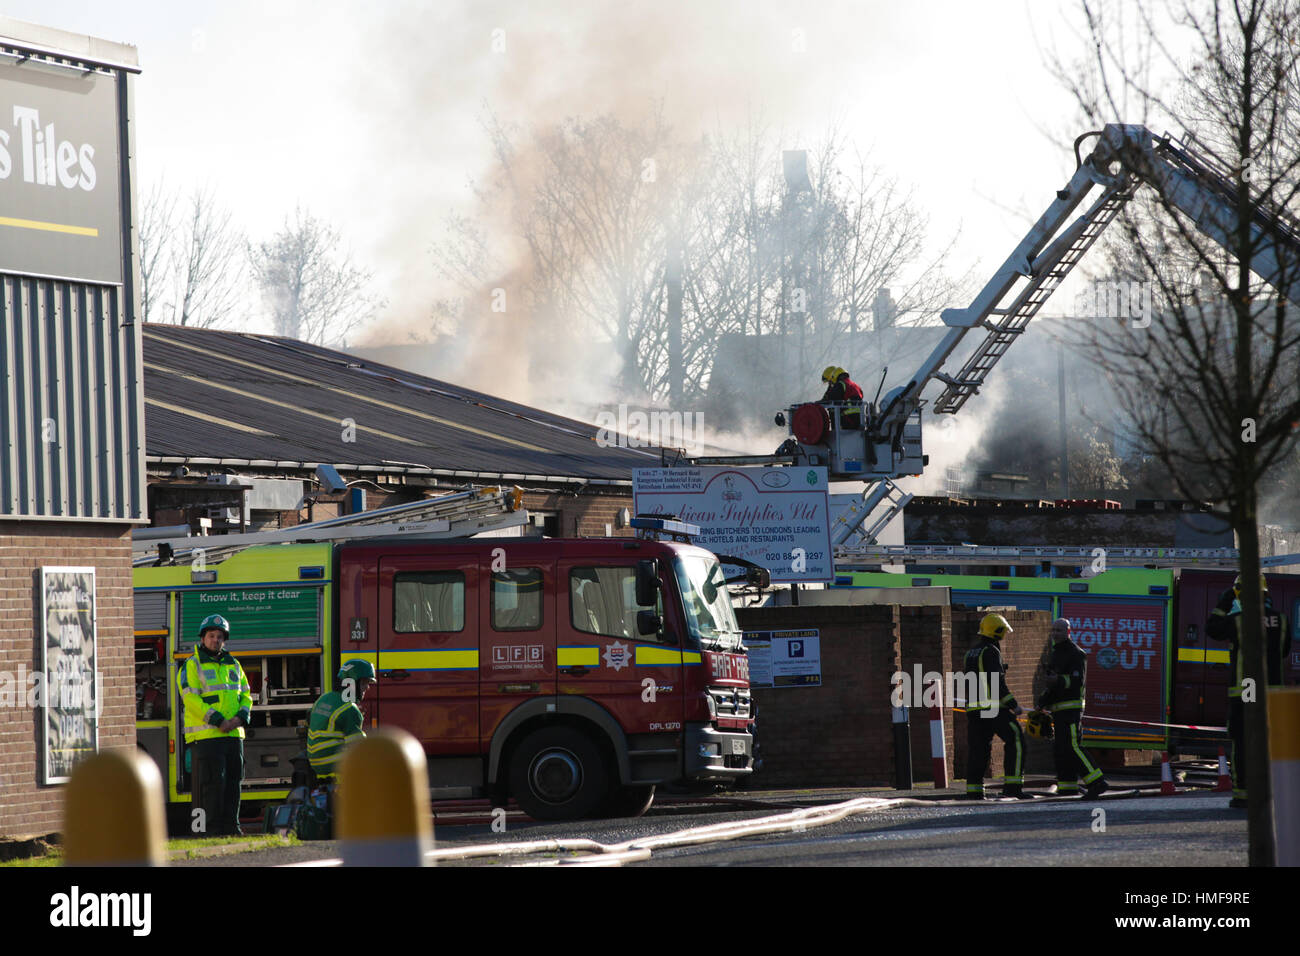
left=173, top=788, right=1247, bottom=867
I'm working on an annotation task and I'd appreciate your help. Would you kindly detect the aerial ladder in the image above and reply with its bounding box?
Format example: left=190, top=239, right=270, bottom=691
left=749, top=124, right=1300, bottom=549
left=132, top=484, right=529, bottom=567
left=833, top=542, right=1300, bottom=572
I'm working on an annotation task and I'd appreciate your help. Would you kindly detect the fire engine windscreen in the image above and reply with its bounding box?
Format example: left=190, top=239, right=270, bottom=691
left=673, top=556, right=743, bottom=651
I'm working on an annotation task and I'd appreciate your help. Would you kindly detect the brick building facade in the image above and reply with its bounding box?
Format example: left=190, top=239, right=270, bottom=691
left=0, top=526, right=137, bottom=840
left=736, top=604, right=1070, bottom=789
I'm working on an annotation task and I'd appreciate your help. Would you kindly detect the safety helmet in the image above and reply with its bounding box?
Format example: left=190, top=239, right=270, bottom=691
left=338, top=659, right=377, bottom=684
left=1025, top=710, right=1054, bottom=739
left=978, top=613, right=1013, bottom=640
left=821, top=365, right=839, bottom=383
left=1232, top=573, right=1268, bottom=593
left=197, top=614, right=231, bottom=640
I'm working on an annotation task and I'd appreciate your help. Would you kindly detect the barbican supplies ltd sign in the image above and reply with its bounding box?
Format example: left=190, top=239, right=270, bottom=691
left=1061, top=599, right=1167, bottom=736
left=633, top=466, right=832, bottom=583
left=0, top=59, right=122, bottom=283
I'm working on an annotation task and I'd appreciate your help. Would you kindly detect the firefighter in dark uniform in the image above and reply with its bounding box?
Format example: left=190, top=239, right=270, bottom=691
left=964, top=613, right=1028, bottom=799
left=1206, top=572, right=1291, bottom=808
left=1035, top=618, right=1108, bottom=798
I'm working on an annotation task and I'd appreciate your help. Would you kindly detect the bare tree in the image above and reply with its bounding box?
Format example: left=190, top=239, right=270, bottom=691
left=249, top=207, right=383, bottom=346
left=176, top=187, right=245, bottom=328
left=139, top=182, right=247, bottom=329
left=138, top=180, right=177, bottom=323
left=430, top=108, right=964, bottom=434
left=1052, top=0, right=1300, bottom=865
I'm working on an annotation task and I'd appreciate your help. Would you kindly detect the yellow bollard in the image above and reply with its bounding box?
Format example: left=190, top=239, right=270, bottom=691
left=1270, top=687, right=1300, bottom=867
left=337, top=728, right=433, bottom=866
left=64, top=750, right=167, bottom=866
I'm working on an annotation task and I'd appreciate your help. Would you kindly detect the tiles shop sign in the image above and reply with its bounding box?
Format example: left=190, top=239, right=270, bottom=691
left=41, top=566, right=99, bottom=784
left=0, top=59, right=122, bottom=283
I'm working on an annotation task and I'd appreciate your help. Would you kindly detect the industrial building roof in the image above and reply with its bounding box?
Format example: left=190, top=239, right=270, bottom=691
left=142, top=325, right=665, bottom=484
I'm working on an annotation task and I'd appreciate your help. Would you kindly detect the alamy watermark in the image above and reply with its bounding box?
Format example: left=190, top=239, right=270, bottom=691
left=1075, top=279, right=1152, bottom=328
left=889, top=665, right=1001, bottom=717
left=0, top=664, right=102, bottom=715
left=594, top=404, right=704, bottom=454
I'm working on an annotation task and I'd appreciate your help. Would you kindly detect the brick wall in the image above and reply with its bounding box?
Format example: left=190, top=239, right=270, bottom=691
left=734, top=603, right=1058, bottom=790
left=896, top=605, right=956, bottom=780
left=736, top=604, right=900, bottom=788
left=0, top=522, right=134, bottom=839
left=521, top=490, right=634, bottom=538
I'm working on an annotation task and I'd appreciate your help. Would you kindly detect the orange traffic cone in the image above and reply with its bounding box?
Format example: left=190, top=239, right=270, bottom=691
left=1160, top=751, right=1176, bottom=795
left=1214, top=747, right=1232, bottom=793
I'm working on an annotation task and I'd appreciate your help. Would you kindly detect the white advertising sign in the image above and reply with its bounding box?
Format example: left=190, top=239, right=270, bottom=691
left=745, top=628, right=822, bottom=687
left=40, top=566, right=99, bottom=784
left=634, top=466, right=832, bottom=582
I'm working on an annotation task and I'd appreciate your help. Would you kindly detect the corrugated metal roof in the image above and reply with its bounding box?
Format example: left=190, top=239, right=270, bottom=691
left=142, top=325, right=665, bottom=482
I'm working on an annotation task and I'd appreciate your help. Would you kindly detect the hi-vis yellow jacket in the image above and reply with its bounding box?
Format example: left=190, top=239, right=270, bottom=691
left=180, top=646, right=252, bottom=743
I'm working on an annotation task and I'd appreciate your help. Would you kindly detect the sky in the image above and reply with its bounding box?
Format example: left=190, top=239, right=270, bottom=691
left=3, top=0, right=1099, bottom=340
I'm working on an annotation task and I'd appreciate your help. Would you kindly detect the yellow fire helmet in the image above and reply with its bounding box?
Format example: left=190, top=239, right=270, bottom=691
left=1025, top=710, right=1054, bottom=739
left=821, top=365, right=840, bottom=383
left=1232, top=573, right=1268, bottom=593
left=979, top=613, right=1013, bottom=640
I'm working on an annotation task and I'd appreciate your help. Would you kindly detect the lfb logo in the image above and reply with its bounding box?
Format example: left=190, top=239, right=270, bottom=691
left=603, top=641, right=632, bottom=672
left=788, top=640, right=805, bottom=658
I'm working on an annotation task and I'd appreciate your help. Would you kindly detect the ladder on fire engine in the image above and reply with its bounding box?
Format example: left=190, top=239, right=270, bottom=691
left=832, top=478, right=913, bottom=547
left=832, top=542, right=1300, bottom=571
left=132, top=485, right=528, bottom=567
left=932, top=187, right=1131, bottom=414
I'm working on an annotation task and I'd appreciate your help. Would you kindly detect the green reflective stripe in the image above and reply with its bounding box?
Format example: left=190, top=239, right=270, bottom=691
left=1005, top=776, right=1023, bottom=784
left=1051, top=699, right=1084, bottom=711
left=1062, top=675, right=1072, bottom=689
left=326, top=703, right=353, bottom=732
left=1010, top=719, right=1024, bottom=776
left=1000, top=693, right=1016, bottom=705
left=966, top=784, right=984, bottom=793
left=1070, top=724, right=1100, bottom=777
left=1057, top=782, right=1080, bottom=792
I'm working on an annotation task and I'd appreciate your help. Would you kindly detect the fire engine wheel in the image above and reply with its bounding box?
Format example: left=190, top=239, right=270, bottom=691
left=509, top=726, right=609, bottom=821
left=600, top=784, right=656, bottom=819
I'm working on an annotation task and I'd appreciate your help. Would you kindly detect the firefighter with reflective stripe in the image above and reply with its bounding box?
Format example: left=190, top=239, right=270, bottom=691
left=819, top=366, right=864, bottom=430
left=1206, top=573, right=1291, bottom=808
left=307, top=659, right=376, bottom=780
left=1035, top=617, right=1107, bottom=798
left=180, top=614, right=252, bottom=835
left=964, top=613, right=1028, bottom=799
